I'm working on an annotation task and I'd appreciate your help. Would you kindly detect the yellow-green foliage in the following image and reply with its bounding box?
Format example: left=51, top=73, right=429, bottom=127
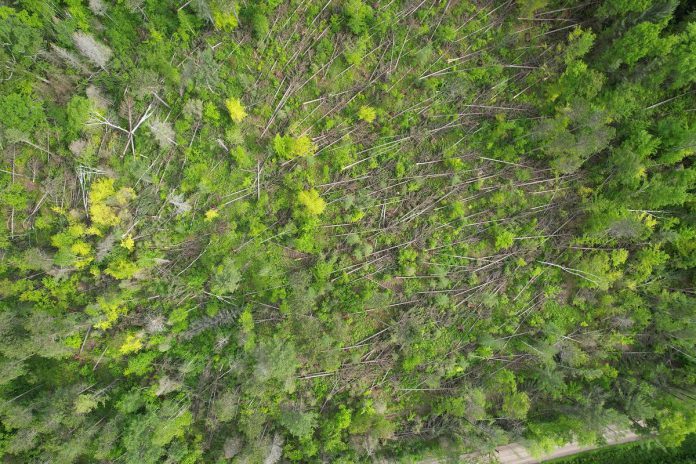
left=90, top=202, right=119, bottom=227
left=120, top=234, right=135, bottom=251
left=205, top=208, right=219, bottom=222
left=105, top=258, right=139, bottom=280
left=273, top=133, right=317, bottom=159
left=50, top=220, right=94, bottom=268
left=357, top=105, right=376, bottom=123
left=89, top=177, right=116, bottom=203
left=211, top=1, right=238, bottom=31
left=74, top=394, right=100, bottom=415
left=119, top=333, right=144, bottom=355
left=292, top=135, right=316, bottom=157
left=88, top=297, right=128, bottom=330
left=298, top=189, right=326, bottom=216
left=71, top=241, right=91, bottom=256
left=225, top=97, right=247, bottom=123
left=88, top=178, right=136, bottom=228
left=239, top=307, right=255, bottom=352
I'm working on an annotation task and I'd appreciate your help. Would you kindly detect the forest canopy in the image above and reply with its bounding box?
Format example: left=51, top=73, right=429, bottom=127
left=0, top=0, right=695, bottom=462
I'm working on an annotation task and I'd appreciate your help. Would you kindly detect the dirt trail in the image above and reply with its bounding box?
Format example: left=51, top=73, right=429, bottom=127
left=495, top=427, right=639, bottom=463
left=419, top=427, right=640, bottom=463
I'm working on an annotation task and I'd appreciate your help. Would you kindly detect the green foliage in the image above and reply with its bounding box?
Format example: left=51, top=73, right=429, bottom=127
left=596, top=0, right=653, bottom=19
left=0, top=92, right=44, bottom=135
left=518, top=0, right=549, bottom=17
left=210, top=257, right=241, bottom=294
left=0, top=6, right=43, bottom=63
left=75, top=393, right=102, bottom=414
left=65, top=95, right=91, bottom=139
left=601, top=21, right=671, bottom=70
left=657, top=409, right=696, bottom=448
left=0, top=1, right=694, bottom=463
left=503, top=391, right=531, bottom=420
left=321, top=405, right=352, bottom=452
left=494, top=229, right=515, bottom=251
left=343, top=0, right=373, bottom=35
left=253, top=337, right=299, bottom=392
left=279, top=408, right=318, bottom=438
